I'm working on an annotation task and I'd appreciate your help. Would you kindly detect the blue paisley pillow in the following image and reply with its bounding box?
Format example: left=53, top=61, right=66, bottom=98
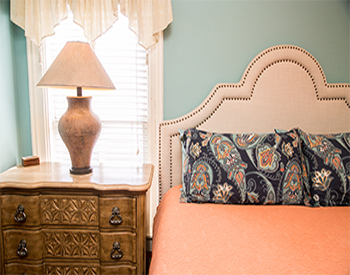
left=298, top=129, right=350, bottom=206
left=180, top=128, right=304, bottom=205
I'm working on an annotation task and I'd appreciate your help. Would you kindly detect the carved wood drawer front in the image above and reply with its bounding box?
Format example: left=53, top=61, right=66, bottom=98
left=1, top=195, right=40, bottom=226
left=100, top=232, right=136, bottom=263
left=3, top=229, right=43, bottom=261
left=99, top=197, right=136, bottom=229
left=44, top=263, right=100, bottom=275
left=41, top=195, right=99, bottom=226
left=5, top=263, right=43, bottom=275
left=44, top=229, right=100, bottom=258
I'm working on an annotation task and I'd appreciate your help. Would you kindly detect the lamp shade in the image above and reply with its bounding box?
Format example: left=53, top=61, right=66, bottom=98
left=37, top=41, right=115, bottom=91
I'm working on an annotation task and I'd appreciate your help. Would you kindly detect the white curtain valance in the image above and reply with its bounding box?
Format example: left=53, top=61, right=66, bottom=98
left=10, top=0, right=173, bottom=49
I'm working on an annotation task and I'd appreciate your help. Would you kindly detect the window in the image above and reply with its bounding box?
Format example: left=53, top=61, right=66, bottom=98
left=42, top=11, right=149, bottom=168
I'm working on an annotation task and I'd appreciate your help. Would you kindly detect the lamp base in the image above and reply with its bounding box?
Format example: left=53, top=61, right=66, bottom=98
left=70, top=166, right=93, bottom=175
left=58, top=96, right=101, bottom=175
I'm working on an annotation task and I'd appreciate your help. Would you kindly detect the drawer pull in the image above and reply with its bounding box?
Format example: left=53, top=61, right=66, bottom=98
left=109, top=207, right=123, bottom=225
left=17, top=239, right=28, bottom=257
left=110, top=241, right=123, bottom=260
left=14, top=204, right=27, bottom=223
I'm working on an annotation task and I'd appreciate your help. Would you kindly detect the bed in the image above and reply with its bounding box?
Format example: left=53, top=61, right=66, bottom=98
left=149, top=45, right=350, bottom=275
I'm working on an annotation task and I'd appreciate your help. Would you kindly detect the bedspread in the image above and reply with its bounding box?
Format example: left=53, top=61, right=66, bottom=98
left=150, top=185, right=350, bottom=275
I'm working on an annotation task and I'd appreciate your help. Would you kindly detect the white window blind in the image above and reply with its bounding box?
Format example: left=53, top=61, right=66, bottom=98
left=43, top=11, right=148, bottom=168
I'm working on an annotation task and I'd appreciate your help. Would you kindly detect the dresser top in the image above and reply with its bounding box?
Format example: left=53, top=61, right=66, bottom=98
left=0, top=162, right=153, bottom=192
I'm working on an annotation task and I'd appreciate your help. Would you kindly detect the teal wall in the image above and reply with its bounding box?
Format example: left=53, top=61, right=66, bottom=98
left=163, top=0, right=350, bottom=120
left=0, top=0, right=31, bottom=172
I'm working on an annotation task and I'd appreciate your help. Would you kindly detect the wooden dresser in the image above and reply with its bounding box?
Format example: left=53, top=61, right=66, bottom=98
left=0, top=162, right=153, bottom=275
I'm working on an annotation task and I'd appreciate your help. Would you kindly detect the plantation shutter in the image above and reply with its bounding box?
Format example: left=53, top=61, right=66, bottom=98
left=43, top=11, right=148, bottom=168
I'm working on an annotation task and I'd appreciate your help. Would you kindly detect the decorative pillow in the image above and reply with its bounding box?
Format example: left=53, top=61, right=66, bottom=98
left=298, top=129, right=350, bottom=206
left=180, top=128, right=304, bottom=205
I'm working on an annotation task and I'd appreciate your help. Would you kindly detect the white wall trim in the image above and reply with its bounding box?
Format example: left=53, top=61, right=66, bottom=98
left=147, top=32, right=163, bottom=237
left=26, top=39, right=51, bottom=162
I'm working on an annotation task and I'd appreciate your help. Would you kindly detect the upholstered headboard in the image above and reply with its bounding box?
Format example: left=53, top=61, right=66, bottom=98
left=158, top=45, right=350, bottom=201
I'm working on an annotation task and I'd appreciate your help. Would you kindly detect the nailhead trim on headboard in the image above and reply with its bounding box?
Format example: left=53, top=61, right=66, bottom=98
left=158, top=45, right=350, bottom=202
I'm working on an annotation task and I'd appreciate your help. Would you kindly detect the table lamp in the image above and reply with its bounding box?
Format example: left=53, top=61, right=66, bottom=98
left=37, top=41, right=115, bottom=174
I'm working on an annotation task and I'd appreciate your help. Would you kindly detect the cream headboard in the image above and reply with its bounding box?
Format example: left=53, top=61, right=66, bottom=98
left=158, top=45, right=350, bottom=201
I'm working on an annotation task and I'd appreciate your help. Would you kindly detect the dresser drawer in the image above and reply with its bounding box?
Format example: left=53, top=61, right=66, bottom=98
left=1, top=195, right=40, bottom=226
left=43, top=229, right=100, bottom=258
left=3, top=229, right=43, bottom=262
left=5, top=263, right=43, bottom=275
left=44, top=263, right=100, bottom=275
left=99, top=197, right=136, bottom=229
left=100, top=232, right=136, bottom=263
left=41, top=195, right=99, bottom=226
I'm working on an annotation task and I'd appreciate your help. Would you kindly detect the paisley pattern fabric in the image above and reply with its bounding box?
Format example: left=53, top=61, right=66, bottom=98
left=180, top=128, right=304, bottom=205
left=298, top=129, right=350, bottom=206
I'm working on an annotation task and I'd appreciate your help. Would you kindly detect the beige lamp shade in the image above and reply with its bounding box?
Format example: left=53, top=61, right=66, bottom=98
left=37, top=41, right=115, bottom=92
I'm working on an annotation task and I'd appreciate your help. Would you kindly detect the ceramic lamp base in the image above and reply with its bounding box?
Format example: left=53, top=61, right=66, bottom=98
left=58, top=96, right=101, bottom=175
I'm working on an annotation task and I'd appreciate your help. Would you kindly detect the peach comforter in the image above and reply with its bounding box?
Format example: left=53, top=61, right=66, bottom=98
left=149, top=185, right=350, bottom=275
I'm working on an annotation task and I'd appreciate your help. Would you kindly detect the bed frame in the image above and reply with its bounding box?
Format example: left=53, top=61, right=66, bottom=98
left=158, top=45, right=350, bottom=201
